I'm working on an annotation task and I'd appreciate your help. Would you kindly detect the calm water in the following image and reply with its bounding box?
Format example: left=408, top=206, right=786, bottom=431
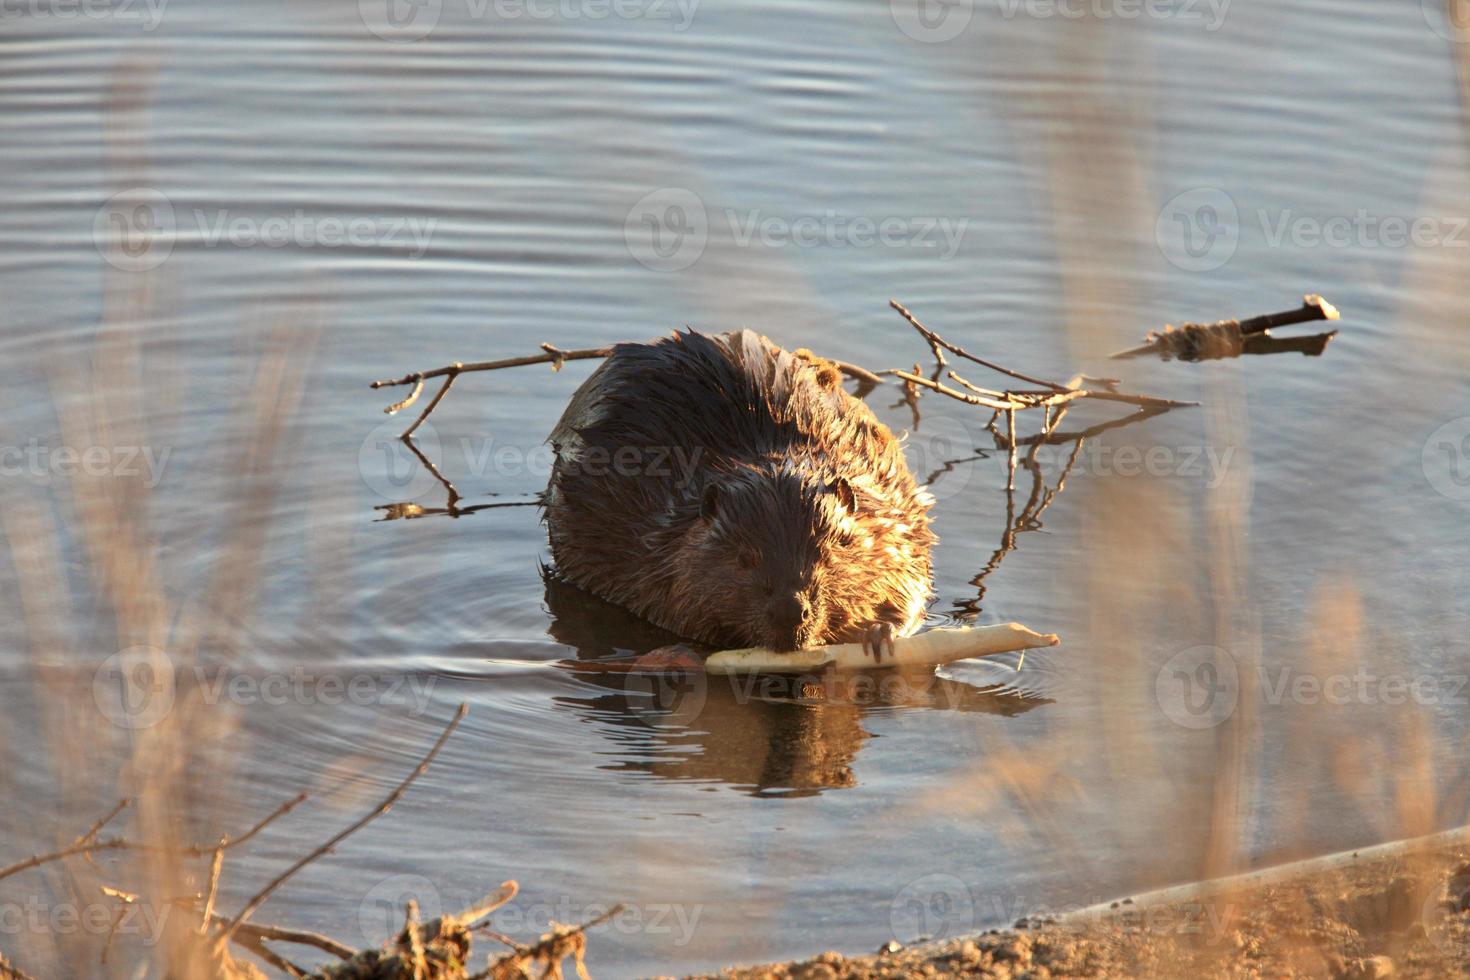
left=3, top=0, right=1470, bottom=976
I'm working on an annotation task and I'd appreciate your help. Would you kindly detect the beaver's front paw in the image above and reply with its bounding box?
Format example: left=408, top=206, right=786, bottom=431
left=862, top=622, right=897, bottom=663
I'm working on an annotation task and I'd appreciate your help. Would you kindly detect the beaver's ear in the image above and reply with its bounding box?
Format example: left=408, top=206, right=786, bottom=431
left=828, top=476, right=856, bottom=514
left=700, top=483, right=720, bottom=521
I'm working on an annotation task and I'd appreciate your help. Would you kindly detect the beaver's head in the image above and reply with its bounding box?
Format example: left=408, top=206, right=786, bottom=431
left=670, top=464, right=929, bottom=652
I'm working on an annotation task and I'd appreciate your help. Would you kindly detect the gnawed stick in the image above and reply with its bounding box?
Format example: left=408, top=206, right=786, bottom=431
left=1109, top=294, right=1340, bottom=360
left=703, top=623, right=1060, bottom=675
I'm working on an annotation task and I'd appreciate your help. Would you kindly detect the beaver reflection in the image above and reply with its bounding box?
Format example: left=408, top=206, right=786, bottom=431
left=542, top=574, right=1045, bottom=797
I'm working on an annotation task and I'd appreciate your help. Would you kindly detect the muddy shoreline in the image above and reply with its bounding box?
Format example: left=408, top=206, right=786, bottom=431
left=687, top=829, right=1470, bottom=979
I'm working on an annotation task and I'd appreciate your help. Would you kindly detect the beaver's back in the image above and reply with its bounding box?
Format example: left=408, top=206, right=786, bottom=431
left=549, top=330, right=904, bottom=472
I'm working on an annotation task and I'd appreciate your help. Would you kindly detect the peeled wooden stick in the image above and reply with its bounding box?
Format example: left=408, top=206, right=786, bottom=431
left=703, top=623, right=1059, bottom=675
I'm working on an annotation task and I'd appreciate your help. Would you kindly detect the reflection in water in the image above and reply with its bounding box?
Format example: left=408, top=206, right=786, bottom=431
left=543, top=574, right=1046, bottom=797
left=376, top=435, right=540, bottom=521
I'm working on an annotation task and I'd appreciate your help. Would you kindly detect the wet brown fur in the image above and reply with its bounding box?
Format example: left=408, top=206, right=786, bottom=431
left=543, top=330, right=935, bottom=652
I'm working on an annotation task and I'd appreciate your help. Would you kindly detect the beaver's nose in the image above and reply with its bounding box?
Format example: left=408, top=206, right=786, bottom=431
left=767, top=594, right=807, bottom=634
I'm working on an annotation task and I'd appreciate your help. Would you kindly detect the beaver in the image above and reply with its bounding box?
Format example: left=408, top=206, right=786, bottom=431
left=542, top=330, right=935, bottom=656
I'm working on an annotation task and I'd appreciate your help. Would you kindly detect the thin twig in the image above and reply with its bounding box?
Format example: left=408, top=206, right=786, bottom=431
left=372, top=346, right=612, bottom=438
left=1006, top=410, right=1018, bottom=492
left=232, top=930, right=309, bottom=978
left=473, top=904, right=626, bottom=980
left=0, top=793, right=307, bottom=885
left=77, top=799, right=130, bottom=850
left=403, top=372, right=459, bottom=439
left=199, top=846, right=225, bottom=935
left=216, top=704, right=469, bottom=947
left=889, top=299, right=1068, bottom=391
left=189, top=911, right=356, bottom=960
left=226, top=792, right=309, bottom=850
left=892, top=370, right=1020, bottom=412
left=0, top=840, right=131, bottom=883
left=371, top=347, right=613, bottom=392
left=405, top=900, right=428, bottom=980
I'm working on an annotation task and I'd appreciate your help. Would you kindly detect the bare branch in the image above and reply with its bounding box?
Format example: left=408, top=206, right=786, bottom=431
left=216, top=705, right=469, bottom=947
left=889, top=299, right=1068, bottom=391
